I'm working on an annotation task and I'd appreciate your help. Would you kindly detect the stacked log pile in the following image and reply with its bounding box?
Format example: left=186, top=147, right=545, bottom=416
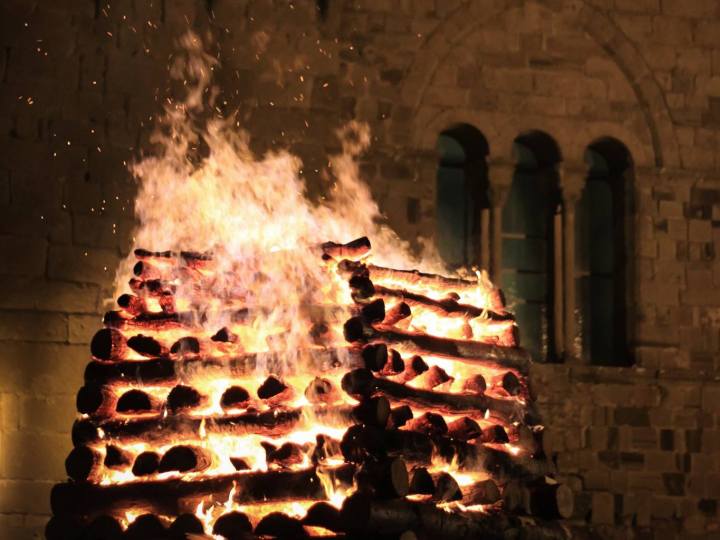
left=47, top=237, right=572, bottom=540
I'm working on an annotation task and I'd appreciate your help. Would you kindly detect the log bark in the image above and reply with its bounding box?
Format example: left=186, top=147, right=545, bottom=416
left=344, top=319, right=531, bottom=374
left=341, top=424, right=433, bottom=464
left=446, top=417, right=482, bottom=441
left=116, top=293, right=147, bottom=316
left=341, top=368, right=524, bottom=421
left=51, top=465, right=355, bottom=518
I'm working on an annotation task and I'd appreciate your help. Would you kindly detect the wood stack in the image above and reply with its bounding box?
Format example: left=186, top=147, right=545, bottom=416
left=48, top=237, right=572, bottom=540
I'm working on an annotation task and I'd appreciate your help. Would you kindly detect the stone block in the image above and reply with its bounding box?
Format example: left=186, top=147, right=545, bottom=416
left=68, top=313, right=101, bottom=344
left=0, top=278, right=100, bottom=313
left=47, top=245, right=118, bottom=285
left=615, top=407, right=651, bottom=426
left=1, top=431, right=69, bottom=481
left=0, top=479, right=54, bottom=514
left=0, top=235, right=47, bottom=276
left=0, top=311, right=67, bottom=342
left=19, top=395, right=75, bottom=432
left=0, top=341, right=86, bottom=393
left=592, top=491, right=615, bottom=524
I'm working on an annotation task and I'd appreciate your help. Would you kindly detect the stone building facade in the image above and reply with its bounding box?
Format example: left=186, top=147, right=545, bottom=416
left=1, top=0, right=720, bottom=538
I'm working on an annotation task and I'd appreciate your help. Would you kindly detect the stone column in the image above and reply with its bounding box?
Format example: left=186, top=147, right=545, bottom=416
left=559, top=164, right=587, bottom=363
left=486, top=161, right=514, bottom=284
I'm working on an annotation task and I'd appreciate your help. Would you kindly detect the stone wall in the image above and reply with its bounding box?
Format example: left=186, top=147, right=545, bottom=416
left=1, top=0, right=719, bottom=538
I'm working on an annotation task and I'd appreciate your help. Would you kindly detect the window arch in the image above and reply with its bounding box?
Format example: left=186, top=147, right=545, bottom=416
left=501, top=131, right=562, bottom=362
left=576, top=138, right=632, bottom=365
left=435, top=124, right=490, bottom=269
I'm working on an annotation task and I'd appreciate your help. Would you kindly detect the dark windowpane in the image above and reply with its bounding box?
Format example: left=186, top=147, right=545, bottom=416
left=437, top=166, right=469, bottom=267
left=501, top=167, right=557, bottom=362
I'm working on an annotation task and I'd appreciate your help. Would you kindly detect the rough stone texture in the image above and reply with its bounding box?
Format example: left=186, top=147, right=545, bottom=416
left=1, top=0, right=720, bottom=538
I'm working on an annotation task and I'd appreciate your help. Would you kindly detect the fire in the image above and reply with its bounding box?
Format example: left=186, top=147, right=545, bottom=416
left=48, top=32, right=565, bottom=540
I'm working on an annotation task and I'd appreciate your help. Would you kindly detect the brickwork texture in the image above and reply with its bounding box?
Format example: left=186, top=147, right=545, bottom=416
left=1, top=0, right=720, bottom=538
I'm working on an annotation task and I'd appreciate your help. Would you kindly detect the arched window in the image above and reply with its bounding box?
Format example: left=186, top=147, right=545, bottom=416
left=576, top=138, right=632, bottom=365
left=435, top=125, right=490, bottom=269
left=501, top=131, right=562, bottom=362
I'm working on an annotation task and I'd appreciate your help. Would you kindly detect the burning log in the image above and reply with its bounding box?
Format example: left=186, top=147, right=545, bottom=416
left=254, top=512, right=308, bottom=538
left=84, top=348, right=356, bottom=386
left=132, top=451, right=160, bottom=476
left=359, top=298, right=386, bottom=323
left=431, top=472, right=462, bottom=502
left=257, top=375, right=295, bottom=404
left=51, top=465, right=355, bottom=517
left=85, top=515, right=123, bottom=540
left=355, top=457, right=410, bottom=498
left=76, top=384, right=117, bottom=417
left=411, top=365, right=453, bottom=390
left=387, top=405, right=413, bottom=428
left=462, top=374, right=487, bottom=394
left=490, top=371, right=522, bottom=396
left=352, top=395, right=391, bottom=427
left=170, top=336, right=201, bottom=355
left=379, top=349, right=404, bottom=376
left=117, top=293, right=147, bottom=316
left=321, top=236, right=371, bottom=260
left=116, top=389, right=160, bottom=414
left=90, top=328, right=126, bottom=361
left=125, top=514, right=167, bottom=540
left=264, top=441, right=306, bottom=467
left=220, top=385, right=251, bottom=410
left=65, top=446, right=103, bottom=482
left=408, top=467, right=434, bottom=495
left=73, top=403, right=370, bottom=447
left=344, top=319, right=531, bottom=374
left=405, top=412, right=448, bottom=437
left=341, top=424, right=433, bottom=464
left=169, top=513, right=205, bottom=538
left=397, top=355, right=428, bottom=383
left=303, top=501, right=343, bottom=532
left=104, top=445, right=133, bottom=470
left=341, top=493, right=570, bottom=539
left=213, top=511, right=253, bottom=538
left=502, top=480, right=574, bottom=520
left=462, top=478, right=501, bottom=506
left=159, top=445, right=213, bottom=473
left=338, top=260, right=506, bottom=312
left=304, top=377, right=340, bottom=404
left=373, top=284, right=512, bottom=322
left=167, top=385, right=205, bottom=412
left=341, top=368, right=523, bottom=421
left=134, top=247, right=212, bottom=265
left=480, top=424, right=509, bottom=444
left=383, top=301, right=411, bottom=326
left=446, top=417, right=482, bottom=441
